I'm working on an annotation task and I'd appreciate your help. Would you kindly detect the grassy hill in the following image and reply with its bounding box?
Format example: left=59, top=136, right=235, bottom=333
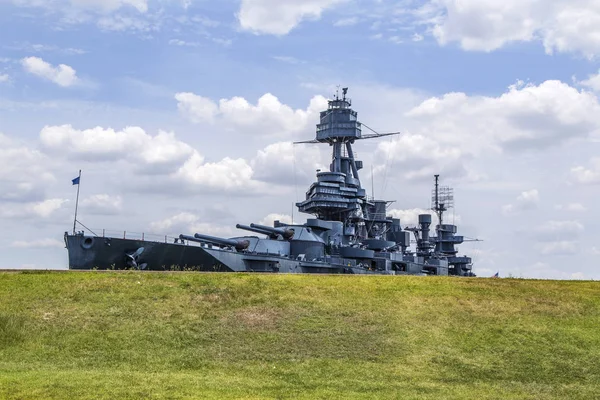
left=0, top=271, right=599, bottom=399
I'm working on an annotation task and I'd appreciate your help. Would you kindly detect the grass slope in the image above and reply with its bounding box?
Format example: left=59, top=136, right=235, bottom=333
left=0, top=272, right=599, bottom=399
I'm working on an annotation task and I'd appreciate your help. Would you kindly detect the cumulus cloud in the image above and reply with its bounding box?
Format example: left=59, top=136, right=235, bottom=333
left=174, top=153, right=264, bottom=193
left=252, top=141, right=325, bottom=185
left=175, top=92, right=328, bottom=138
left=21, top=57, right=79, bottom=87
left=40, top=125, right=194, bottom=171
left=32, top=198, right=69, bottom=218
left=578, top=70, right=600, bottom=92
left=502, top=189, right=539, bottom=215
left=407, top=80, right=600, bottom=153
left=175, top=93, right=220, bottom=123
left=428, top=0, right=600, bottom=58
left=571, top=158, right=600, bottom=184
left=237, top=0, right=344, bottom=35
left=0, top=133, right=55, bottom=202
left=373, top=134, right=467, bottom=181
left=149, top=212, right=237, bottom=237
left=150, top=212, right=199, bottom=233
left=0, top=74, right=9, bottom=83
left=81, top=194, right=123, bottom=215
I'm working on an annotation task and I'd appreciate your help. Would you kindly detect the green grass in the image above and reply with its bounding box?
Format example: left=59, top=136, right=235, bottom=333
left=0, top=272, right=599, bottom=399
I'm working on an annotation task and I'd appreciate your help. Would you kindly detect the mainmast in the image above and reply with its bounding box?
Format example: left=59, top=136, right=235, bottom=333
left=432, top=174, right=454, bottom=229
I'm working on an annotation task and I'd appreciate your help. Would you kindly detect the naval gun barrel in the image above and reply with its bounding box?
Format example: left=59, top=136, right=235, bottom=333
left=194, top=233, right=250, bottom=250
left=179, top=234, right=250, bottom=251
left=235, top=224, right=275, bottom=237
left=249, top=223, right=295, bottom=240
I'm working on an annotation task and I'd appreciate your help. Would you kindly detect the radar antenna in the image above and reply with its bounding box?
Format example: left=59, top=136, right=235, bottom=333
left=431, top=174, right=453, bottom=226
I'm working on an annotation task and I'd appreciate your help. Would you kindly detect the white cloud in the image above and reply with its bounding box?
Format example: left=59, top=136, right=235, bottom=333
left=387, top=208, right=433, bottom=228
left=0, top=133, right=55, bottom=202
left=373, top=134, right=467, bottom=181
left=334, top=17, right=358, bottom=27
left=168, top=39, right=200, bottom=47
left=150, top=211, right=199, bottom=233
left=407, top=80, right=600, bottom=153
left=175, top=92, right=328, bottom=137
left=259, top=213, right=293, bottom=226
left=175, top=93, right=219, bottom=123
left=571, top=158, right=600, bottom=184
left=9, top=0, right=148, bottom=13
left=174, top=153, right=263, bottom=193
left=21, top=57, right=78, bottom=87
left=412, top=33, right=424, bottom=42
left=428, top=0, right=600, bottom=58
left=32, top=198, right=69, bottom=218
left=6, top=42, right=86, bottom=55
left=150, top=212, right=235, bottom=237
left=81, top=194, right=123, bottom=215
left=579, top=70, right=600, bottom=92
left=532, top=220, right=583, bottom=256
left=272, top=55, right=304, bottom=64
left=387, top=208, right=462, bottom=229
left=237, top=0, right=344, bottom=35
left=0, top=74, right=9, bottom=83
left=10, top=238, right=64, bottom=248
left=555, top=203, right=587, bottom=212
left=252, top=141, right=325, bottom=185
left=97, top=14, right=156, bottom=32
left=212, top=38, right=233, bottom=47
left=502, top=189, right=539, bottom=215
left=39, top=125, right=194, bottom=171
left=70, top=0, right=148, bottom=13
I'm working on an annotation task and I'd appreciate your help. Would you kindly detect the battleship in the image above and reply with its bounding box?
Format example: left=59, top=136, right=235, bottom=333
left=65, top=88, right=476, bottom=276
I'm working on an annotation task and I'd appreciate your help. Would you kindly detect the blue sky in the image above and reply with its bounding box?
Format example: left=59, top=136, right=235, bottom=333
left=1, top=0, right=600, bottom=279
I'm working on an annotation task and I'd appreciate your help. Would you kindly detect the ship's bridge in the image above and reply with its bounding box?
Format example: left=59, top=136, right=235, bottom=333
left=316, top=98, right=362, bottom=142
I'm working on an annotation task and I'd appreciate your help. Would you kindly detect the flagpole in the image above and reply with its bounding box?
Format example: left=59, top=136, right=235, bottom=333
left=73, top=170, right=81, bottom=235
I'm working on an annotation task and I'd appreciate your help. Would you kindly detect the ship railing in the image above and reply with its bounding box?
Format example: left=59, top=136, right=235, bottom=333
left=87, top=228, right=189, bottom=245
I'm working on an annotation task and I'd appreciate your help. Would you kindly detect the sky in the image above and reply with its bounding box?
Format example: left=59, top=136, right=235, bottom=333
left=1, top=0, right=600, bottom=279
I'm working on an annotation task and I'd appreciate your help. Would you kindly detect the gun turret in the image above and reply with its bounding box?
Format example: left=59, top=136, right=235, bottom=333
left=179, top=234, right=250, bottom=251
left=235, top=224, right=276, bottom=237
left=249, top=223, right=295, bottom=240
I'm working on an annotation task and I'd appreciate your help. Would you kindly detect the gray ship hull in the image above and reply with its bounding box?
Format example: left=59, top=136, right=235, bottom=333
left=65, top=234, right=222, bottom=271
left=65, top=233, right=439, bottom=275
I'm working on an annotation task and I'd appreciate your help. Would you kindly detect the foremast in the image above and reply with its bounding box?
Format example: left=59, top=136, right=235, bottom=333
left=295, top=88, right=396, bottom=243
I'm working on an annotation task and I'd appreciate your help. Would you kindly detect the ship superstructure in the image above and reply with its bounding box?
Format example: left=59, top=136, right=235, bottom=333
left=65, top=88, right=477, bottom=276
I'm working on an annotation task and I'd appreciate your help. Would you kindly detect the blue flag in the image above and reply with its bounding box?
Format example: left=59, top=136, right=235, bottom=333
left=72, top=176, right=80, bottom=185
